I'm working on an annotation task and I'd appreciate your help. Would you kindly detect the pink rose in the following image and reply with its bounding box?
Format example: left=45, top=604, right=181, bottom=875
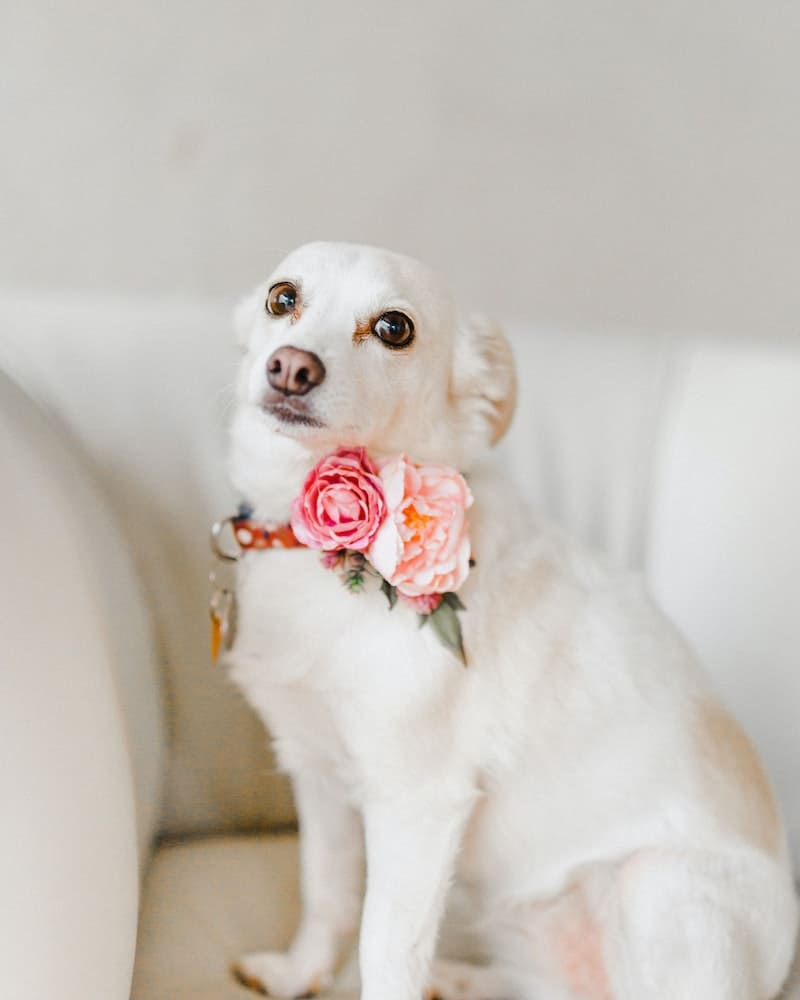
left=291, top=447, right=386, bottom=552
left=368, top=455, right=473, bottom=597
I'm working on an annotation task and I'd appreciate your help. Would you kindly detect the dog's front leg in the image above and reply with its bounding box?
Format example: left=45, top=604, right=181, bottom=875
left=359, top=784, right=476, bottom=1000
left=235, top=770, right=363, bottom=997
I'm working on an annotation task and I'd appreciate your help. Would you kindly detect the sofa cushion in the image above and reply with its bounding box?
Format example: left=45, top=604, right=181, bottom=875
left=131, top=834, right=359, bottom=1000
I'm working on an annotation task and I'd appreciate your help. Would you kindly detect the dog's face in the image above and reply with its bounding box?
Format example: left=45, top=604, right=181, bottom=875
left=232, top=242, right=515, bottom=495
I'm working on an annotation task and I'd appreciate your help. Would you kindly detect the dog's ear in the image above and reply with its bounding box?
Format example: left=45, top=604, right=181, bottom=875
left=451, top=315, right=517, bottom=448
left=233, top=288, right=263, bottom=348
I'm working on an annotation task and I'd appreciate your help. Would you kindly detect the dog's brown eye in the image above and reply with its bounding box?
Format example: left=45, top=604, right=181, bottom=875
left=372, top=311, right=414, bottom=349
left=266, top=282, right=297, bottom=317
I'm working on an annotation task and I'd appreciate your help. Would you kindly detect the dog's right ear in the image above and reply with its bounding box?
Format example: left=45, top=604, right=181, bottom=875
left=233, top=288, right=263, bottom=348
left=451, top=315, right=517, bottom=451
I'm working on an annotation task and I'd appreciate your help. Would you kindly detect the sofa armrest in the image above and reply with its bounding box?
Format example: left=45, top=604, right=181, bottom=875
left=0, top=373, right=160, bottom=999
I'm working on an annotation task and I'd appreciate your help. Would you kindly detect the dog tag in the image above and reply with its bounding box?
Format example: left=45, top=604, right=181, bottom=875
left=209, top=560, right=238, bottom=662
left=209, top=584, right=237, bottom=662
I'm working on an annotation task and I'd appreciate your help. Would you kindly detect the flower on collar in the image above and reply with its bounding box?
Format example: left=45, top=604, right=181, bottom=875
left=288, top=447, right=473, bottom=664
left=368, top=454, right=473, bottom=599
left=290, top=447, right=385, bottom=552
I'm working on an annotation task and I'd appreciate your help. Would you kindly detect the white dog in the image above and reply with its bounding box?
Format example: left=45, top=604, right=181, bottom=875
left=226, top=241, right=797, bottom=1000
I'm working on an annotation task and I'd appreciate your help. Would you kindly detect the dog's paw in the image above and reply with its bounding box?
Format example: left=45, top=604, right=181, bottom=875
left=232, top=951, right=331, bottom=998
left=424, top=959, right=505, bottom=1000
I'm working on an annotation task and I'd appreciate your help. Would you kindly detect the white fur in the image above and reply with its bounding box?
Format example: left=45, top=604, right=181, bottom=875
left=227, top=242, right=797, bottom=1000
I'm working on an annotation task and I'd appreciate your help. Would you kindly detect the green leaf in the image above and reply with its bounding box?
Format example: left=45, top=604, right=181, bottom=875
left=346, top=569, right=365, bottom=592
left=428, top=601, right=468, bottom=666
left=441, top=591, right=466, bottom=612
left=380, top=578, right=398, bottom=610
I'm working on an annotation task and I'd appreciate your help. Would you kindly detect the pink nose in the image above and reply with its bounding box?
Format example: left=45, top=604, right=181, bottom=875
left=266, top=346, right=326, bottom=396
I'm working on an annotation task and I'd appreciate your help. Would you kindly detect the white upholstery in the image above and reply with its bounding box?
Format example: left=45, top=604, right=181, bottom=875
left=0, top=373, right=158, bottom=999
left=646, top=341, right=800, bottom=850
left=131, top=835, right=302, bottom=1000
left=131, top=834, right=366, bottom=1000
left=499, top=325, right=673, bottom=569
left=1, top=293, right=798, bottom=999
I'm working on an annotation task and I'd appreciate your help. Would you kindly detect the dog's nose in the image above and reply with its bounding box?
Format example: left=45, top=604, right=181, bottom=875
left=266, top=346, right=326, bottom=396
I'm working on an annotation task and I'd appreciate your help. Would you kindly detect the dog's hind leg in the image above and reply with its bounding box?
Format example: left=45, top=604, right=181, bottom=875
left=598, top=849, right=797, bottom=1000
left=475, top=851, right=796, bottom=1000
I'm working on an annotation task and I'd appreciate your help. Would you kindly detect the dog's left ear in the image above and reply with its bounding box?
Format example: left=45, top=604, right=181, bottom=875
left=451, top=315, right=517, bottom=448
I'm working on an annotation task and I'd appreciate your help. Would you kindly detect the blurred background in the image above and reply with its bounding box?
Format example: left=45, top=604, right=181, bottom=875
left=2, top=0, right=799, bottom=337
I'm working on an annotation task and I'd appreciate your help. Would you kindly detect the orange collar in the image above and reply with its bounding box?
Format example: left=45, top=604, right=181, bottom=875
left=228, top=516, right=302, bottom=552
left=211, top=505, right=305, bottom=561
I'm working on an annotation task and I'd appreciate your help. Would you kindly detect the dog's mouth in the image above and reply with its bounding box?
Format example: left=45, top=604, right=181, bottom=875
left=261, top=399, right=324, bottom=430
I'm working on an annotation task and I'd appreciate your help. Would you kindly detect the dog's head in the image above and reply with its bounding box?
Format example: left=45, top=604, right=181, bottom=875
left=231, top=242, right=515, bottom=507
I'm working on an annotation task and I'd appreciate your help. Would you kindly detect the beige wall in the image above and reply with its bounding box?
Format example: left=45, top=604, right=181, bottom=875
left=1, top=1, right=798, bottom=337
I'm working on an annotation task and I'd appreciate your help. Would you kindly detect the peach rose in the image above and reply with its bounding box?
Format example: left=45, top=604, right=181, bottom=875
left=291, top=447, right=386, bottom=552
left=368, top=455, right=473, bottom=597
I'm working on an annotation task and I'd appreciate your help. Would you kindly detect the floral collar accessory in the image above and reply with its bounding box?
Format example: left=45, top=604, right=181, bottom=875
left=210, top=447, right=474, bottom=665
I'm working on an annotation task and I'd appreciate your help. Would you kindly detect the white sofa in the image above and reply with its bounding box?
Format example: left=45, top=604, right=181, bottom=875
left=1, top=294, right=798, bottom=999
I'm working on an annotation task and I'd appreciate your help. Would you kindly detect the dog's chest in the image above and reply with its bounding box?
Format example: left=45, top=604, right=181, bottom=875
left=228, top=543, right=474, bottom=800
left=234, top=549, right=357, bottom=660
left=230, top=546, right=428, bottom=687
